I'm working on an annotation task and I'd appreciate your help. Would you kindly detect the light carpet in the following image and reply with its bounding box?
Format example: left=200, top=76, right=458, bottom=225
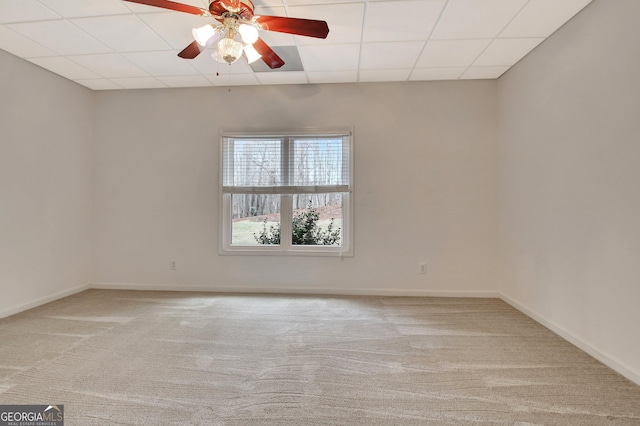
left=1, top=289, right=639, bottom=425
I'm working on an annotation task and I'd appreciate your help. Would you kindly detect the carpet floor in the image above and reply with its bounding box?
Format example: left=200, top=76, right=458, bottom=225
left=1, top=289, right=639, bottom=425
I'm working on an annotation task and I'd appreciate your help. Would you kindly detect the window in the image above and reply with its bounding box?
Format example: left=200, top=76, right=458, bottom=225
left=220, top=130, right=353, bottom=256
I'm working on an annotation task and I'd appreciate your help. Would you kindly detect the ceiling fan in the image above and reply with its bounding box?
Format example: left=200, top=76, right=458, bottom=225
left=122, top=0, right=330, bottom=69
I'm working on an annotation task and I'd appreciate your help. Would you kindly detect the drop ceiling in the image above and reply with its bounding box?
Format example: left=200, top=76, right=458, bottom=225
left=0, top=0, right=593, bottom=90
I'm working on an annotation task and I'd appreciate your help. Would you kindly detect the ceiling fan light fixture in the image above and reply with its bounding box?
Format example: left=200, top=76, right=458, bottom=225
left=238, top=23, right=259, bottom=44
left=192, top=24, right=216, bottom=47
left=122, top=0, right=329, bottom=70
left=218, top=37, right=243, bottom=64
left=211, top=48, right=226, bottom=64
left=243, top=44, right=261, bottom=64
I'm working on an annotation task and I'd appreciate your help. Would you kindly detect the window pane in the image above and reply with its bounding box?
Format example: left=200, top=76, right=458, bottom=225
left=224, top=138, right=281, bottom=187
left=292, top=193, right=343, bottom=246
left=292, top=137, right=347, bottom=187
left=231, top=194, right=281, bottom=245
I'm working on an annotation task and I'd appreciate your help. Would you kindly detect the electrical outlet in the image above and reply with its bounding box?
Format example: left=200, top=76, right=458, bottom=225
left=419, top=262, right=426, bottom=274
left=170, top=260, right=177, bottom=270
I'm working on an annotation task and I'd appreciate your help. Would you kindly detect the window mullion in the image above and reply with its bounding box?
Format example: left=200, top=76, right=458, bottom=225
left=280, top=194, right=293, bottom=249
left=279, top=137, right=292, bottom=249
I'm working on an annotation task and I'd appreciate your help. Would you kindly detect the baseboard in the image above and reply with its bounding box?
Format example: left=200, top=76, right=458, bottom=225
left=0, top=283, right=90, bottom=319
left=89, top=282, right=500, bottom=298
left=500, top=292, right=640, bottom=387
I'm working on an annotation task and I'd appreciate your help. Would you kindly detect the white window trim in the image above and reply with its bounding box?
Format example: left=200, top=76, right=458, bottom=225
left=219, top=128, right=354, bottom=257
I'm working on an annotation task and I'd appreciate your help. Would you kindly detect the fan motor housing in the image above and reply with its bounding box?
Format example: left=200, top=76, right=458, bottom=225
left=210, top=0, right=254, bottom=20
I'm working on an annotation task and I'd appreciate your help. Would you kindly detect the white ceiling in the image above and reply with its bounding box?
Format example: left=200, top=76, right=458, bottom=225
left=0, top=0, right=593, bottom=90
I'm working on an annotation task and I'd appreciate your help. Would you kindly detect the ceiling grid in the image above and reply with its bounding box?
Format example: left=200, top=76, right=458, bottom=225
left=0, top=0, right=593, bottom=90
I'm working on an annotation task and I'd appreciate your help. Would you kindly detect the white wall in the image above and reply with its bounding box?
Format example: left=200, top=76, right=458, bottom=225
left=92, top=81, right=499, bottom=295
left=0, top=50, right=93, bottom=316
left=498, top=0, right=640, bottom=382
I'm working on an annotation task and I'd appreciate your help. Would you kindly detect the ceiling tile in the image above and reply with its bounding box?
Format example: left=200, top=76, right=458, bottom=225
left=461, top=66, right=509, bottom=80
left=157, top=75, right=213, bottom=87
left=432, top=0, right=528, bottom=39
left=72, top=15, right=171, bottom=52
left=285, top=0, right=361, bottom=4
left=121, top=0, right=208, bottom=14
left=360, top=41, right=424, bottom=69
left=416, top=39, right=491, bottom=68
left=207, top=73, right=260, bottom=86
left=38, top=0, right=131, bottom=19
left=364, top=0, right=446, bottom=42
left=358, top=69, right=412, bottom=82
left=28, top=56, right=101, bottom=80
left=253, top=4, right=282, bottom=14
left=121, top=3, right=163, bottom=14
left=298, top=44, right=360, bottom=72
left=255, top=71, right=308, bottom=85
left=307, top=70, right=357, bottom=84
left=258, top=31, right=296, bottom=47
left=0, top=26, right=56, bottom=57
left=501, top=0, right=593, bottom=38
left=410, top=67, right=466, bottom=81
left=67, top=53, right=148, bottom=78
left=288, top=3, right=365, bottom=45
left=473, top=38, right=544, bottom=66
left=138, top=12, right=211, bottom=50
left=8, top=20, right=111, bottom=55
left=189, top=52, right=254, bottom=75
left=75, top=79, right=123, bottom=90
left=109, top=76, right=167, bottom=89
left=253, top=2, right=285, bottom=10
left=182, top=0, right=209, bottom=7
left=0, top=0, right=60, bottom=23
left=123, top=51, right=201, bottom=75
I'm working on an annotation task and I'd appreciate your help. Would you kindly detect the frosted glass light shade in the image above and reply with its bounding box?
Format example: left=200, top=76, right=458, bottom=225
left=192, top=25, right=216, bottom=46
left=243, top=44, right=261, bottom=64
left=211, top=49, right=226, bottom=64
left=218, top=38, right=243, bottom=64
left=238, top=24, right=259, bottom=44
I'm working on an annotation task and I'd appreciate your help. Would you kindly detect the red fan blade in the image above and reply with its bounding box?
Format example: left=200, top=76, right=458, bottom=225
left=256, top=16, right=329, bottom=39
left=122, top=0, right=207, bottom=16
left=178, top=41, right=204, bottom=59
left=253, top=38, right=285, bottom=69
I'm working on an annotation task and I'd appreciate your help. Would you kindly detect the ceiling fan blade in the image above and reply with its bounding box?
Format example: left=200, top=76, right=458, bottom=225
left=178, top=41, right=203, bottom=59
left=253, top=38, right=285, bottom=69
left=122, top=0, right=208, bottom=16
left=256, top=16, right=329, bottom=39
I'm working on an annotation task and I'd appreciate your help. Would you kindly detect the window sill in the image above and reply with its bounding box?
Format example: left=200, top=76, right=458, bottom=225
left=219, top=245, right=353, bottom=257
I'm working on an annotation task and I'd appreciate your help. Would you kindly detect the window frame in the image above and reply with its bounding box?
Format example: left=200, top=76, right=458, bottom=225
left=219, top=129, right=354, bottom=257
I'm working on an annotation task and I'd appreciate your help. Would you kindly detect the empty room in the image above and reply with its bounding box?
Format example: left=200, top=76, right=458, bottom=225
left=1, top=0, right=640, bottom=424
